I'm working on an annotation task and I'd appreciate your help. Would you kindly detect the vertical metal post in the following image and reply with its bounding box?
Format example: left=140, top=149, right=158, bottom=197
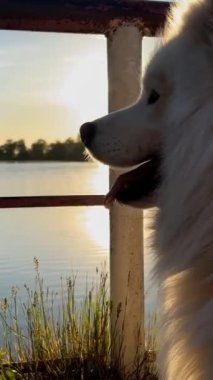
left=107, top=25, right=144, bottom=369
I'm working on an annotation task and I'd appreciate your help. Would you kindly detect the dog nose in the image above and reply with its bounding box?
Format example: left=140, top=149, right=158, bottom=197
left=80, top=122, right=96, bottom=147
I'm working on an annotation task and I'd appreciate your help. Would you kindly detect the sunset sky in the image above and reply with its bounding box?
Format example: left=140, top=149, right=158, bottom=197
left=0, top=31, right=157, bottom=145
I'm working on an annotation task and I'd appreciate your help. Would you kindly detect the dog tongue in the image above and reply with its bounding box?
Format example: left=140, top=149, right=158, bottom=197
left=104, top=158, right=158, bottom=208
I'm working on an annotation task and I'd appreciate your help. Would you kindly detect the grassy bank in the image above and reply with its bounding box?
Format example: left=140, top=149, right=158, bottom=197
left=0, top=259, right=157, bottom=379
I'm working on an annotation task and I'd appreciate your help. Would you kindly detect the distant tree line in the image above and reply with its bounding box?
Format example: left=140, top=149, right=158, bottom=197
left=0, top=138, right=85, bottom=161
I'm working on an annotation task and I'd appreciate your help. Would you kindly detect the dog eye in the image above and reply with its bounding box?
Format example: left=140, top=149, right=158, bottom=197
left=147, top=90, right=160, bottom=105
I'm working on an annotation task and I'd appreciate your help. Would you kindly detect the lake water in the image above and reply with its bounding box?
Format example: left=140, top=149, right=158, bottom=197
left=0, top=162, right=157, bottom=318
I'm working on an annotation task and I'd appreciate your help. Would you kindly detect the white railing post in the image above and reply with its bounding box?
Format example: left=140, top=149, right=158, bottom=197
left=107, top=25, right=144, bottom=369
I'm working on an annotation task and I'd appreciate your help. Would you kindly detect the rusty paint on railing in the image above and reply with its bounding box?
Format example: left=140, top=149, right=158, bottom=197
left=0, top=195, right=105, bottom=208
left=0, top=0, right=169, bottom=34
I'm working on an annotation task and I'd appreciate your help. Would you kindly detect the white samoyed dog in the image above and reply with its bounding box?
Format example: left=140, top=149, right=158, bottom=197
left=80, top=0, right=213, bottom=379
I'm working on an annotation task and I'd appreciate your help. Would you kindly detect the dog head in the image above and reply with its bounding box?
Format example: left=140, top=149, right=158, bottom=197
left=80, top=0, right=213, bottom=208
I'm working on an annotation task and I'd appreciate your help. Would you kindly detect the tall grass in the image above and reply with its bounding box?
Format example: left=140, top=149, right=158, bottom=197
left=0, top=259, right=157, bottom=379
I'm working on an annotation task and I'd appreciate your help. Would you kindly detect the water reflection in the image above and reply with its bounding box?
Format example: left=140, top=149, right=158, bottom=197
left=83, top=207, right=109, bottom=251
left=80, top=163, right=109, bottom=253
left=0, top=162, right=157, bottom=316
left=89, top=163, right=109, bottom=194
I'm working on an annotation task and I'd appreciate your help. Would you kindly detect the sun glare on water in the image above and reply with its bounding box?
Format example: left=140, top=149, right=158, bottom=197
left=83, top=164, right=109, bottom=251
left=83, top=207, right=109, bottom=251
left=89, top=163, right=109, bottom=194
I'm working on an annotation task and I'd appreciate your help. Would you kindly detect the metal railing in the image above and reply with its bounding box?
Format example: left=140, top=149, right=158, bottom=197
left=0, top=195, right=105, bottom=208
left=0, top=0, right=168, bottom=34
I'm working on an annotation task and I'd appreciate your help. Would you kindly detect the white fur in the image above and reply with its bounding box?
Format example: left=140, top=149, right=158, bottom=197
left=84, top=0, right=213, bottom=378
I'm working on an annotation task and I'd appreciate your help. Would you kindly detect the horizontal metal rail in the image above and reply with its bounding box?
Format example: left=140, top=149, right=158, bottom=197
left=0, top=195, right=105, bottom=208
left=0, top=0, right=169, bottom=34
